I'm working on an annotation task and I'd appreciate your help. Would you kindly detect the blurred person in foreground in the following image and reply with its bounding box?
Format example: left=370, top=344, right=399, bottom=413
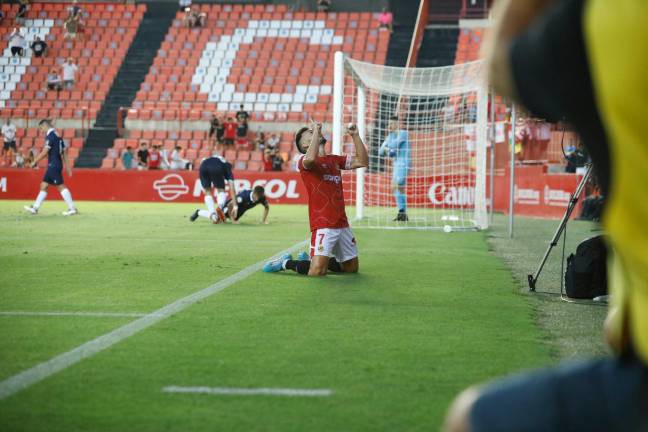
left=444, top=1, right=648, bottom=431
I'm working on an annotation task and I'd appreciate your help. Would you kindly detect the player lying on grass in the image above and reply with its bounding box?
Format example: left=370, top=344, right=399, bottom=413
left=264, top=119, right=368, bottom=276
left=190, top=154, right=236, bottom=224
left=191, top=185, right=269, bottom=224
left=24, top=119, right=78, bottom=216
left=224, top=185, right=269, bottom=224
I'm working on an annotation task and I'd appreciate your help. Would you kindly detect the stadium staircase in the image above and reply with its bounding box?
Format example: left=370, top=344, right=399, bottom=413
left=416, top=26, right=459, bottom=68
left=76, top=2, right=177, bottom=168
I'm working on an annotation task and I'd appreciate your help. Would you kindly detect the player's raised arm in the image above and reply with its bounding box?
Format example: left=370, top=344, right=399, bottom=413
left=346, top=123, right=368, bottom=169
left=302, top=118, right=322, bottom=170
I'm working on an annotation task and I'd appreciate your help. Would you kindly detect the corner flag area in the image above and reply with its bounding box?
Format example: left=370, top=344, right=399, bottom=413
left=0, top=201, right=552, bottom=430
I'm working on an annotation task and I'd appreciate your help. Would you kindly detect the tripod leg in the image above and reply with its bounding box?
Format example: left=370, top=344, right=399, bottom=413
left=527, top=164, right=593, bottom=291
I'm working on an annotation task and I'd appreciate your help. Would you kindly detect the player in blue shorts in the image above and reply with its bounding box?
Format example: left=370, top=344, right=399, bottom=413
left=24, top=119, right=78, bottom=216
left=189, top=154, right=237, bottom=224
left=379, top=116, right=411, bottom=222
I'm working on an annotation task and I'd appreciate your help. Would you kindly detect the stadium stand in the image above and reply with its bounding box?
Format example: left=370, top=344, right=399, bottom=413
left=0, top=3, right=144, bottom=121
left=0, top=2, right=145, bottom=166
left=102, top=4, right=391, bottom=170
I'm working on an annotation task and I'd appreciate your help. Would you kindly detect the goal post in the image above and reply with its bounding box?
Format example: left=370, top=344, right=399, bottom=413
left=333, top=52, right=489, bottom=230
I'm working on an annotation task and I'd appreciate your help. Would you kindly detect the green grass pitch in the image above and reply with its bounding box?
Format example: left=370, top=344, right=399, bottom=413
left=0, top=200, right=552, bottom=431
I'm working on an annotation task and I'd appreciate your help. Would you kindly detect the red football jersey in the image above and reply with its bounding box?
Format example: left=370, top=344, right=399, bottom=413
left=298, top=154, right=352, bottom=232
left=223, top=122, right=237, bottom=139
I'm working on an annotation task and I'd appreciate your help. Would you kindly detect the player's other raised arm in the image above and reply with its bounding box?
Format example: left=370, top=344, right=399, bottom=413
left=346, top=123, right=368, bottom=169
left=301, top=118, right=322, bottom=170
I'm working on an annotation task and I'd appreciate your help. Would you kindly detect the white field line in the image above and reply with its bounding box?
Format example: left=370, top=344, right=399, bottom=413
left=163, top=386, right=333, bottom=397
left=0, top=311, right=158, bottom=318
left=0, top=240, right=308, bottom=401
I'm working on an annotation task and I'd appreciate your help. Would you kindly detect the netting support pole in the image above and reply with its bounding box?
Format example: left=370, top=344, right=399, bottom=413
left=508, top=104, right=517, bottom=238
left=489, top=92, right=495, bottom=224
left=332, top=51, right=344, bottom=155
left=355, top=85, right=366, bottom=220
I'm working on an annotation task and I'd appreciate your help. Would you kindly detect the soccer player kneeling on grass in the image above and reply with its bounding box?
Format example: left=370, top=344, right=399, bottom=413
left=264, top=119, right=368, bottom=276
left=190, top=154, right=237, bottom=224
left=24, top=119, right=78, bottom=216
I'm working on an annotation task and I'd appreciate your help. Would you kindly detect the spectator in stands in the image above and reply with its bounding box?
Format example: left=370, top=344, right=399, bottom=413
left=378, top=7, right=393, bottom=32
left=137, top=141, right=149, bottom=169
left=263, top=147, right=283, bottom=172
left=170, top=145, right=192, bottom=170
left=235, top=105, right=250, bottom=146
left=178, top=0, right=192, bottom=11
left=266, top=133, right=280, bottom=151
left=13, top=149, right=25, bottom=168
left=68, top=0, right=83, bottom=19
left=236, top=118, right=248, bottom=147
left=183, top=6, right=206, bottom=28
left=148, top=145, right=161, bottom=170
left=0, top=11, right=5, bottom=26
left=121, top=146, right=136, bottom=170
left=61, top=58, right=78, bottom=90
left=253, top=131, right=266, bottom=151
left=209, top=114, right=224, bottom=147
left=2, top=119, right=17, bottom=164
left=30, top=36, right=48, bottom=58
left=159, top=146, right=171, bottom=169
left=223, top=116, right=237, bottom=148
left=46, top=69, right=62, bottom=92
left=16, top=0, right=29, bottom=25
left=63, top=14, right=81, bottom=41
left=236, top=104, right=249, bottom=123
left=8, top=28, right=26, bottom=57
left=317, top=0, right=331, bottom=13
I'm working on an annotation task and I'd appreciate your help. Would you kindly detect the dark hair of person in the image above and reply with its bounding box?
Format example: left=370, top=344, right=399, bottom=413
left=253, top=185, right=265, bottom=199
left=294, top=127, right=326, bottom=154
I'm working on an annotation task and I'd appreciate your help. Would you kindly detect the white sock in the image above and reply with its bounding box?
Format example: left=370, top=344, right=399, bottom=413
left=34, top=191, right=47, bottom=209
left=204, top=195, right=215, bottom=215
left=197, top=210, right=211, bottom=219
left=60, top=188, right=75, bottom=210
left=217, top=191, right=228, bottom=208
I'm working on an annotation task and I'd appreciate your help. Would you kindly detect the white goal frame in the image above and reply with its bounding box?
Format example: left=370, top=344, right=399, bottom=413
left=332, top=51, right=489, bottom=230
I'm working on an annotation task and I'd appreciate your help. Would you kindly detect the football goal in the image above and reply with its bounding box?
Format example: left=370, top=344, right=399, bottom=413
left=331, top=52, right=488, bottom=230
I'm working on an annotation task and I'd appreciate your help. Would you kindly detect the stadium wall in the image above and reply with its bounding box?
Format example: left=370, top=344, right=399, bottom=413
left=0, top=167, right=583, bottom=218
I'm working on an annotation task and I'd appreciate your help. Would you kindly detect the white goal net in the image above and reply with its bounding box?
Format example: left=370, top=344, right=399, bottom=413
left=331, top=52, right=488, bottom=230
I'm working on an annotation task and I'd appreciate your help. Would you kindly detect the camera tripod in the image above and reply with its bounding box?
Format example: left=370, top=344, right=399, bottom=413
left=527, top=163, right=593, bottom=291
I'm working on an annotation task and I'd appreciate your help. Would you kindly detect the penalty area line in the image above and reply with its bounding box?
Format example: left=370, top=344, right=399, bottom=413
left=0, top=240, right=308, bottom=401
left=163, top=386, right=333, bottom=397
left=0, top=311, right=158, bottom=318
